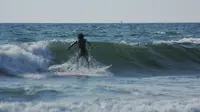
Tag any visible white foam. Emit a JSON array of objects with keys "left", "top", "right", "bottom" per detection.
[
  {"left": 156, "top": 31, "right": 166, "bottom": 35},
  {"left": 117, "top": 41, "right": 139, "bottom": 46},
  {"left": 49, "top": 38, "right": 77, "bottom": 43},
  {"left": 22, "top": 41, "right": 52, "bottom": 59},
  {"left": 22, "top": 73, "right": 47, "bottom": 79},
  {"left": 154, "top": 37, "right": 200, "bottom": 44},
  {"left": 0, "top": 41, "right": 52, "bottom": 75},
  {"left": 0, "top": 98, "right": 200, "bottom": 112}
]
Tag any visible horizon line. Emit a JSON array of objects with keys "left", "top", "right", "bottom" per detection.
[{"left": 0, "top": 22, "right": 200, "bottom": 24}]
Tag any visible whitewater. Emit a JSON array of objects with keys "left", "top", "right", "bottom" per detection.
[{"left": 0, "top": 23, "right": 200, "bottom": 112}]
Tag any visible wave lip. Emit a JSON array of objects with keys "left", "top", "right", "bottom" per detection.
[{"left": 154, "top": 37, "right": 200, "bottom": 44}]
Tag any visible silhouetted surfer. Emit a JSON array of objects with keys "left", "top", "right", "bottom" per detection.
[{"left": 68, "top": 33, "right": 91, "bottom": 68}]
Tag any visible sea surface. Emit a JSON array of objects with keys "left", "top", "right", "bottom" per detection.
[{"left": 0, "top": 23, "right": 200, "bottom": 112}]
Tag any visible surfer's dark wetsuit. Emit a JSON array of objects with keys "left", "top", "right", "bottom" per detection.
[{"left": 68, "top": 33, "right": 91, "bottom": 67}]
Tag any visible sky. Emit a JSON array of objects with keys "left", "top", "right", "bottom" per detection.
[{"left": 0, "top": 0, "right": 200, "bottom": 23}]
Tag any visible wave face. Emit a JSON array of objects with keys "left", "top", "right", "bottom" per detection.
[
  {"left": 50, "top": 40, "right": 200, "bottom": 73},
  {"left": 1, "top": 38, "right": 200, "bottom": 77}
]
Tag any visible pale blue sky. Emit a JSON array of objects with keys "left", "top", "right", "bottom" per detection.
[{"left": 0, "top": 0, "right": 200, "bottom": 23}]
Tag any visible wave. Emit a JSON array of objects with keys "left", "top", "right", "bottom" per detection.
[
  {"left": 1, "top": 38, "right": 200, "bottom": 77},
  {"left": 49, "top": 39, "right": 200, "bottom": 71}
]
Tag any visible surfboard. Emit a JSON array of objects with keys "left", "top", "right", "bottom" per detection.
[
  {"left": 95, "top": 65, "right": 112, "bottom": 71},
  {"left": 56, "top": 65, "right": 112, "bottom": 76}
]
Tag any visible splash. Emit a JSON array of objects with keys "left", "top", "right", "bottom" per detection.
[{"left": 49, "top": 54, "right": 112, "bottom": 76}]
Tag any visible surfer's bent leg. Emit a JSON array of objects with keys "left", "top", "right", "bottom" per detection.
[
  {"left": 84, "top": 55, "right": 89, "bottom": 68},
  {"left": 77, "top": 49, "right": 89, "bottom": 68},
  {"left": 76, "top": 53, "right": 81, "bottom": 62},
  {"left": 84, "top": 50, "right": 89, "bottom": 68},
  {"left": 76, "top": 51, "right": 82, "bottom": 69}
]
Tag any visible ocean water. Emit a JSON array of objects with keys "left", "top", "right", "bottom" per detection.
[{"left": 0, "top": 23, "right": 200, "bottom": 112}]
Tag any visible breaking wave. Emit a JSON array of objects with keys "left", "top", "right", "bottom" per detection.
[{"left": 1, "top": 38, "right": 200, "bottom": 77}]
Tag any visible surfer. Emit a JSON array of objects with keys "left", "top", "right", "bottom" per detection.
[{"left": 67, "top": 33, "right": 91, "bottom": 68}]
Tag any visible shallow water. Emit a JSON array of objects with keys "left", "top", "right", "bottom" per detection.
[{"left": 0, "top": 76, "right": 200, "bottom": 112}]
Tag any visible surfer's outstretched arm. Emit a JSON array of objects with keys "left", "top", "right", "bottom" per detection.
[
  {"left": 86, "top": 40, "right": 92, "bottom": 50},
  {"left": 67, "top": 41, "right": 77, "bottom": 50},
  {"left": 87, "top": 41, "right": 91, "bottom": 46}
]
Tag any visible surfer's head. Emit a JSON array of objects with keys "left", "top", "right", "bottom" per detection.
[{"left": 78, "top": 33, "right": 84, "bottom": 40}]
